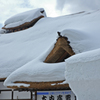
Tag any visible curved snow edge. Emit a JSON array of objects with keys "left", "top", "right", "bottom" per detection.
[
  {"left": 65, "top": 48, "right": 100, "bottom": 64},
  {"left": 60, "top": 29, "right": 89, "bottom": 54}
]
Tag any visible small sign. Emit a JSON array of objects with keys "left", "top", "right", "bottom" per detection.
[{"left": 37, "top": 90, "right": 76, "bottom": 100}]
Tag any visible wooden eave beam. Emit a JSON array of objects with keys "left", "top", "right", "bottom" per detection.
[{"left": 0, "top": 78, "right": 6, "bottom": 82}]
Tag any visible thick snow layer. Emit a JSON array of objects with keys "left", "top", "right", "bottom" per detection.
[
  {"left": 4, "top": 8, "right": 46, "bottom": 28},
  {"left": 1, "top": 9, "right": 100, "bottom": 87},
  {"left": 65, "top": 48, "right": 100, "bottom": 100},
  {"left": 4, "top": 61, "right": 65, "bottom": 87}
]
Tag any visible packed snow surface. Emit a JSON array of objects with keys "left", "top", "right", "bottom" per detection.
[
  {"left": 4, "top": 8, "right": 46, "bottom": 28},
  {"left": 0, "top": 9, "right": 100, "bottom": 90}
]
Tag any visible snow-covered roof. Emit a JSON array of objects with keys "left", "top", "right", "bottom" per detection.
[
  {"left": 3, "top": 8, "right": 46, "bottom": 29},
  {"left": 0, "top": 9, "right": 100, "bottom": 88}
]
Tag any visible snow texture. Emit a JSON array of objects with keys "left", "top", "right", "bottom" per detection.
[
  {"left": 0, "top": 9, "right": 100, "bottom": 100},
  {"left": 65, "top": 48, "right": 100, "bottom": 100},
  {"left": 4, "top": 8, "right": 46, "bottom": 28}
]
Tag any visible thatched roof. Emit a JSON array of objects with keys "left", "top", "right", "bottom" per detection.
[
  {"left": 6, "top": 33, "right": 75, "bottom": 90},
  {"left": 2, "top": 15, "right": 44, "bottom": 33},
  {"left": 2, "top": 8, "right": 46, "bottom": 33},
  {"left": 7, "top": 80, "right": 69, "bottom": 90}
]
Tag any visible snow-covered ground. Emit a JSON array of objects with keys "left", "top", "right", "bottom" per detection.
[{"left": 0, "top": 8, "right": 100, "bottom": 100}]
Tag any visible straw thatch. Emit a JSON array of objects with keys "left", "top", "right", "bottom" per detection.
[
  {"left": 44, "top": 33, "right": 75, "bottom": 63},
  {"left": 2, "top": 15, "right": 44, "bottom": 33},
  {"left": 7, "top": 80, "right": 69, "bottom": 90}
]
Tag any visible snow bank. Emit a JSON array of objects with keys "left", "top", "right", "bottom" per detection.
[
  {"left": 4, "top": 8, "right": 46, "bottom": 28},
  {"left": 65, "top": 48, "right": 100, "bottom": 100}
]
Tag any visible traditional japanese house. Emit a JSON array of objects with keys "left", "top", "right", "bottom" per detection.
[
  {"left": 2, "top": 32, "right": 75, "bottom": 100},
  {"left": 0, "top": 31, "right": 75, "bottom": 100},
  {"left": 1, "top": 7, "right": 99, "bottom": 100}
]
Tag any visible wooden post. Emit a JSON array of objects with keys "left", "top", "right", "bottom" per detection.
[
  {"left": 35, "top": 91, "right": 37, "bottom": 100},
  {"left": 31, "top": 91, "right": 33, "bottom": 100},
  {"left": 11, "top": 89, "right": 14, "bottom": 100},
  {"left": 31, "top": 91, "right": 37, "bottom": 100}
]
